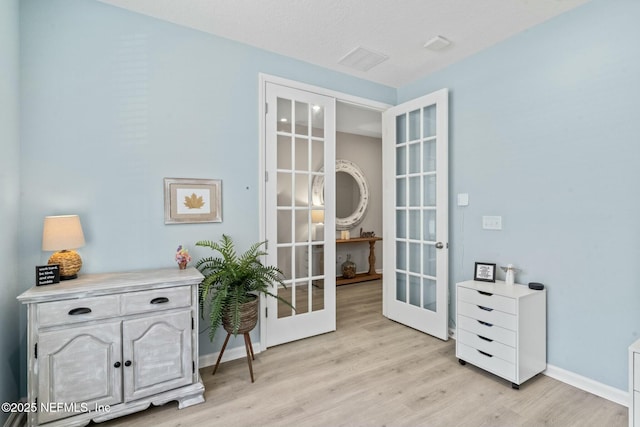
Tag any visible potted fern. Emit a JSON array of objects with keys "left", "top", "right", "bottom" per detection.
[{"left": 195, "top": 234, "right": 293, "bottom": 341}]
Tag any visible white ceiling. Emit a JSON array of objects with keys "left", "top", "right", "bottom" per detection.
[{"left": 97, "top": 0, "right": 590, "bottom": 88}]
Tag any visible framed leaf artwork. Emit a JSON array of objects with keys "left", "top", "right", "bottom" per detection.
[{"left": 164, "top": 178, "right": 222, "bottom": 224}]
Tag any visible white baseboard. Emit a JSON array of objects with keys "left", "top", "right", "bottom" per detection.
[
  {"left": 543, "top": 364, "right": 629, "bottom": 407},
  {"left": 199, "top": 340, "right": 263, "bottom": 369}
]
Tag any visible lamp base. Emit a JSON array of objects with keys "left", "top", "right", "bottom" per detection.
[{"left": 48, "top": 250, "right": 82, "bottom": 280}]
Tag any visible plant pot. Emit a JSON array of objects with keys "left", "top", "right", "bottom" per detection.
[{"left": 222, "top": 295, "right": 259, "bottom": 334}]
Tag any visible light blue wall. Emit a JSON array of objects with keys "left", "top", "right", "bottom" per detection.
[
  {"left": 18, "top": 0, "right": 394, "bottom": 394},
  {"left": 399, "top": 0, "right": 640, "bottom": 390},
  {"left": 0, "top": 0, "right": 21, "bottom": 421}
]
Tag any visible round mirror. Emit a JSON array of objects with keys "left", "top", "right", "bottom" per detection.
[{"left": 312, "top": 159, "right": 369, "bottom": 231}]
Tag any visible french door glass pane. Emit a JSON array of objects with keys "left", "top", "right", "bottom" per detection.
[
  {"left": 295, "top": 138, "right": 309, "bottom": 170},
  {"left": 277, "top": 173, "right": 292, "bottom": 206},
  {"left": 396, "top": 273, "right": 407, "bottom": 302},
  {"left": 423, "top": 140, "right": 436, "bottom": 172},
  {"left": 396, "top": 178, "right": 406, "bottom": 206},
  {"left": 396, "top": 210, "right": 406, "bottom": 239},
  {"left": 409, "top": 143, "right": 420, "bottom": 173},
  {"left": 277, "top": 135, "right": 292, "bottom": 169},
  {"left": 396, "top": 145, "right": 407, "bottom": 175},
  {"left": 423, "top": 175, "right": 436, "bottom": 207},
  {"left": 277, "top": 246, "right": 292, "bottom": 280},
  {"left": 277, "top": 98, "right": 292, "bottom": 133},
  {"left": 277, "top": 210, "right": 292, "bottom": 243},
  {"left": 423, "top": 210, "right": 436, "bottom": 241},
  {"left": 423, "top": 244, "right": 436, "bottom": 277},
  {"left": 396, "top": 114, "right": 407, "bottom": 144},
  {"left": 409, "top": 275, "right": 421, "bottom": 307},
  {"left": 295, "top": 101, "right": 309, "bottom": 135},
  {"left": 311, "top": 105, "right": 324, "bottom": 137},
  {"left": 409, "top": 210, "right": 420, "bottom": 240},
  {"left": 409, "top": 176, "right": 420, "bottom": 207},
  {"left": 422, "top": 278, "right": 437, "bottom": 312},
  {"left": 422, "top": 105, "right": 437, "bottom": 138},
  {"left": 409, "top": 109, "right": 420, "bottom": 141}
]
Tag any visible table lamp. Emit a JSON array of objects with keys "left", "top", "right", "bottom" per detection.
[{"left": 42, "top": 215, "right": 86, "bottom": 280}]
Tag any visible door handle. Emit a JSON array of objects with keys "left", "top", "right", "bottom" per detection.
[{"left": 435, "top": 242, "right": 444, "bottom": 249}]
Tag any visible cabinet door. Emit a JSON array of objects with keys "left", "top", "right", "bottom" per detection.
[
  {"left": 122, "top": 310, "right": 192, "bottom": 401},
  {"left": 38, "top": 321, "right": 122, "bottom": 424}
]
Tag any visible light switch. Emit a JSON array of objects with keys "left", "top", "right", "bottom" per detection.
[
  {"left": 457, "top": 193, "right": 469, "bottom": 206},
  {"left": 482, "top": 216, "right": 502, "bottom": 230}
]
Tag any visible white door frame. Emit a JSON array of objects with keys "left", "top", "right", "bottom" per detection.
[{"left": 258, "top": 73, "right": 391, "bottom": 348}]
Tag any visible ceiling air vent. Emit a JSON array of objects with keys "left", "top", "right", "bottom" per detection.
[
  {"left": 338, "top": 46, "right": 389, "bottom": 72},
  {"left": 424, "top": 36, "right": 451, "bottom": 51}
]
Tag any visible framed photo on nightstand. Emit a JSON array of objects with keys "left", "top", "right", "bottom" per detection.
[{"left": 474, "top": 262, "right": 496, "bottom": 282}]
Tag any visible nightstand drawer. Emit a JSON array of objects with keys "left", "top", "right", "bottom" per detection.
[
  {"left": 457, "top": 287, "right": 516, "bottom": 314},
  {"left": 38, "top": 295, "right": 121, "bottom": 327},
  {"left": 457, "top": 314, "right": 516, "bottom": 347},
  {"left": 457, "top": 301, "right": 517, "bottom": 331},
  {"left": 457, "top": 329, "right": 515, "bottom": 364},
  {"left": 457, "top": 342, "right": 515, "bottom": 382},
  {"left": 122, "top": 286, "right": 191, "bottom": 315}
]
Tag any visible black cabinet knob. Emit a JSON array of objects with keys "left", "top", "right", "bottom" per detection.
[
  {"left": 124, "top": 360, "right": 132, "bottom": 367},
  {"left": 114, "top": 362, "right": 121, "bottom": 368}
]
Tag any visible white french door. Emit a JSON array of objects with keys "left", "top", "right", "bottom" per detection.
[
  {"left": 382, "top": 89, "right": 449, "bottom": 340},
  {"left": 264, "top": 82, "right": 336, "bottom": 347}
]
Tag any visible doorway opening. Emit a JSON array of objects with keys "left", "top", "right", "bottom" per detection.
[{"left": 335, "top": 101, "right": 383, "bottom": 323}]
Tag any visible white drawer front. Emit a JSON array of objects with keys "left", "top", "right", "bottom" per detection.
[
  {"left": 457, "top": 301, "right": 517, "bottom": 331},
  {"left": 635, "top": 354, "right": 640, "bottom": 391},
  {"left": 122, "top": 286, "right": 191, "bottom": 315},
  {"left": 38, "top": 295, "right": 120, "bottom": 327},
  {"left": 457, "top": 314, "right": 516, "bottom": 347},
  {"left": 457, "top": 342, "right": 516, "bottom": 382},
  {"left": 457, "top": 287, "right": 516, "bottom": 314},
  {"left": 457, "top": 329, "right": 516, "bottom": 364}
]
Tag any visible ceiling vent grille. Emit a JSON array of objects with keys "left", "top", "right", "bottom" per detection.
[
  {"left": 424, "top": 36, "right": 451, "bottom": 51},
  {"left": 338, "top": 46, "right": 389, "bottom": 72}
]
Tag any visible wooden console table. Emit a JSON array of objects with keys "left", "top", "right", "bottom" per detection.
[{"left": 336, "top": 236, "right": 382, "bottom": 285}]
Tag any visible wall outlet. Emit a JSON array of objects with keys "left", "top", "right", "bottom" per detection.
[{"left": 482, "top": 215, "right": 502, "bottom": 230}]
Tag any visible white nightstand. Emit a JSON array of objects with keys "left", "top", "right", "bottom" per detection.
[{"left": 456, "top": 280, "right": 547, "bottom": 389}]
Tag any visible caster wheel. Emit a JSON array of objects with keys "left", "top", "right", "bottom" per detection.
[
  {"left": 511, "top": 383, "right": 520, "bottom": 390},
  {"left": 458, "top": 359, "right": 466, "bottom": 365}
]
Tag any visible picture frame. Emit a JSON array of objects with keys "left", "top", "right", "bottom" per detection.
[
  {"left": 164, "top": 178, "right": 222, "bottom": 224},
  {"left": 474, "top": 262, "right": 496, "bottom": 282}
]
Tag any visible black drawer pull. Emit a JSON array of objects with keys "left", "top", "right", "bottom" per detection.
[
  {"left": 477, "top": 350, "right": 493, "bottom": 358},
  {"left": 477, "top": 305, "right": 493, "bottom": 312},
  {"left": 478, "top": 291, "right": 493, "bottom": 296},
  {"left": 124, "top": 360, "right": 132, "bottom": 367},
  {"left": 114, "top": 362, "right": 121, "bottom": 368},
  {"left": 477, "top": 320, "right": 493, "bottom": 327},
  {"left": 478, "top": 335, "right": 493, "bottom": 342},
  {"left": 150, "top": 297, "right": 169, "bottom": 304},
  {"left": 68, "top": 307, "right": 92, "bottom": 315}
]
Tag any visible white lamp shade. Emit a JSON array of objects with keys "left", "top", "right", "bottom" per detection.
[
  {"left": 311, "top": 210, "right": 325, "bottom": 224},
  {"left": 42, "top": 215, "right": 86, "bottom": 251}
]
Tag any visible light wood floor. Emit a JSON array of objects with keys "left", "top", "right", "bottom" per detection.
[{"left": 98, "top": 280, "right": 628, "bottom": 427}]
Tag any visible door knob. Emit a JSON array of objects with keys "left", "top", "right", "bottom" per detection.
[
  {"left": 435, "top": 242, "right": 444, "bottom": 249},
  {"left": 124, "top": 360, "right": 132, "bottom": 367},
  {"left": 114, "top": 362, "right": 121, "bottom": 368}
]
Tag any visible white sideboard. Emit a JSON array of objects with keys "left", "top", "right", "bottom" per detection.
[
  {"left": 630, "top": 338, "right": 640, "bottom": 427},
  {"left": 17, "top": 267, "right": 206, "bottom": 427},
  {"left": 455, "top": 280, "right": 546, "bottom": 389}
]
